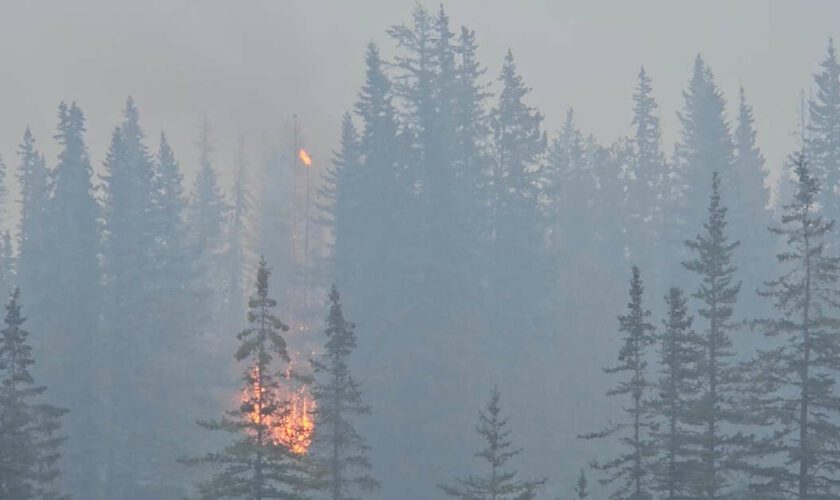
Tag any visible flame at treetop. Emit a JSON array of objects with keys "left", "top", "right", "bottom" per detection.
[
  {"left": 242, "top": 367, "right": 315, "bottom": 455},
  {"left": 298, "top": 148, "right": 313, "bottom": 167}
]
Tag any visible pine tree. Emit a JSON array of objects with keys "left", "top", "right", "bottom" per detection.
[
  {"left": 744, "top": 154, "right": 840, "bottom": 498},
  {"left": 310, "top": 286, "right": 378, "bottom": 500},
  {"left": 40, "top": 101, "right": 102, "bottom": 499},
  {"left": 185, "top": 258, "right": 319, "bottom": 498},
  {"left": 808, "top": 38, "right": 840, "bottom": 223},
  {"left": 439, "top": 386, "right": 545, "bottom": 500},
  {"left": 650, "top": 287, "right": 701, "bottom": 500},
  {"left": 582, "top": 266, "right": 656, "bottom": 500},
  {"left": 0, "top": 289, "right": 68, "bottom": 499}
]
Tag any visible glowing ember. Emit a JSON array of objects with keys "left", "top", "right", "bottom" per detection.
[
  {"left": 242, "top": 367, "right": 315, "bottom": 455},
  {"left": 298, "top": 148, "right": 313, "bottom": 167}
]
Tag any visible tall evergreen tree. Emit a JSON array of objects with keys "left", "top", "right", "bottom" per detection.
[
  {"left": 0, "top": 289, "right": 68, "bottom": 500},
  {"left": 489, "top": 49, "right": 547, "bottom": 332},
  {"left": 744, "top": 155, "right": 840, "bottom": 498},
  {"left": 185, "top": 258, "right": 318, "bottom": 498},
  {"left": 0, "top": 231, "right": 15, "bottom": 296},
  {"left": 672, "top": 56, "right": 734, "bottom": 255},
  {"left": 189, "top": 122, "right": 230, "bottom": 330},
  {"left": 224, "top": 137, "right": 254, "bottom": 326},
  {"left": 16, "top": 128, "right": 50, "bottom": 312},
  {"left": 573, "top": 469, "right": 589, "bottom": 500},
  {"left": 808, "top": 38, "right": 840, "bottom": 223},
  {"left": 40, "top": 101, "right": 102, "bottom": 499},
  {"left": 439, "top": 386, "right": 545, "bottom": 500},
  {"left": 626, "top": 67, "right": 666, "bottom": 239},
  {"left": 650, "top": 287, "right": 701, "bottom": 500},
  {"left": 731, "top": 87, "right": 774, "bottom": 305},
  {"left": 310, "top": 286, "right": 378, "bottom": 500},
  {"left": 682, "top": 172, "right": 746, "bottom": 498},
  {"left": 582, "top": 266, "right": 656, "bottom": 500}
]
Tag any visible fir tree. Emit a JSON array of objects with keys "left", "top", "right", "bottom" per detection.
[
  {"left": 744, "top": 154, "right": 840, "bottom": 498},
  {"left": 0, "top": 289, "right": 68, "bottom": 500},
  {"left": 310, "top": 286, "right": 378, "bottom": 500},
  {"left": 650, "top": 287, "right": 701, "bottom": 500},
  {"left": 185, "top": 258, "right": 319, "bottom": 499},
  {"left": 439, "top": 386, "right": 545, "bottom": 500},
  {"left": 582, "top": 266, "right": 656, "bottom": 500}
]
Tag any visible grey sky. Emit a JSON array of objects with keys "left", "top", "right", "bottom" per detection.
[{"left": 0, "top": 0, "right": 836, "bottom": 201}]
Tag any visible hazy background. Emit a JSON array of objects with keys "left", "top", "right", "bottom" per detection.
[{"left": 1, "top": 0, "right": 836, "bottom": 198}]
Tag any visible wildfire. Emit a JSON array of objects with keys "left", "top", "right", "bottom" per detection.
[
  {"left": 243, "top": 367, "right": 315, "bottom": 455},
  {"left": 298, "top": 148, "right": 313, "bottom": 167}
]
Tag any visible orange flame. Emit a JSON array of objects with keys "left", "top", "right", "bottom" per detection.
[
  {"left": 298, "top": 148, "right": 313, "bottom": 167},
  {"left": 242, "top": 367, "right": 315, "bottom": 455}
]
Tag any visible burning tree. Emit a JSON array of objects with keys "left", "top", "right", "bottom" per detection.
[{"left": 184, "top": 257, "right": 321, "bottom": 499}]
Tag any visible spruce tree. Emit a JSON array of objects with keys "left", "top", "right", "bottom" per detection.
[
  {"left": 189, "top": 121, "right": 230, "bottom": 311},
  {"left": 732, "top": 87, "right": 774, "bottom": 305},
  {"left": 489, "top": 49, "right": 547, "bottom": 333},
  {"left": 626, "top": 67, "right": 667, "bottom": 239},
  {"left": 186, "top": 258, "right": 319, "bottom": 499},
  {"left": 650, "top": 287, "right": 701, "bottom": 500},
  {"left": 16, "top": 128, "right": 50, "bottom": 312},
  {"left": 581, "top": 266, "right": 656, "bottom": 500},
  {"left": 310, "top": 286, "right": 378, "bottom": 500},
  {"left": 325, "top": 113, "right": 360, "bottom": 292},
  {"left": 744, "top": 154, "right": 840, "bottom": 498},
  {"left": 40, "top": 101, "right": 102, "bottom": 499},
  {"left": 574, "top": 469, "right": 589, "bottom": 500},
  {"left": 808, "top": 38, "right": 840, "bottom": 222},
  {"left": 672, "top": 56, "right": 734, "bottom": 258},
  {"left": 224, "top": 137, "right": 254, "bottom": 326},
  {"left": 439, "top": 386, "right": 545, "bottom": 500},
  {"left": 682, "top": 172, "right": 746, "bottom": 498},
  {"left": 0, "top": 231, "right": 15, "bottom": 296},
  {"left": 0, "top": 289, "right": 68, "bottom": 500}
]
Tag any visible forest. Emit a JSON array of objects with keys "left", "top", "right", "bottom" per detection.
[{"left": 2, "top": 2, "right": 840, "bottom": 499}]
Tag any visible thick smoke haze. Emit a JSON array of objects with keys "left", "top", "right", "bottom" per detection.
[
  {"left": 1, "top": 0, "right": 836, "bottom": 191},
  {"left": 3, "top": 1, "right": 840, "bottom": 499}
]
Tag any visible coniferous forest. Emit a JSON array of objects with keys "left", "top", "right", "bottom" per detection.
[{"left": 6, "top": 2, "right": 840, "bottom": 499}]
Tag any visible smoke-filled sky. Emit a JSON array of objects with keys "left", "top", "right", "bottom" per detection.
[{"left": 0, "top": 0, "right": 836, "bottom": 198}]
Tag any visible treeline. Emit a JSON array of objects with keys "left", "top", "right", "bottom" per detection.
[{"left": 4, "top": 2, "right": 840, "bottom": 499}]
